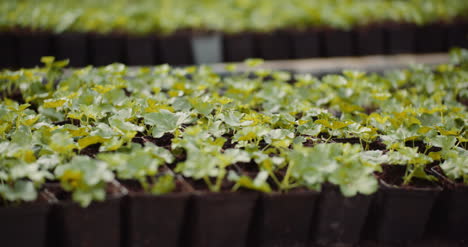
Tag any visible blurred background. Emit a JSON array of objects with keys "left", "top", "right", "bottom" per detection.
[{"left": 0, "top": 0, "right": 467, "bottom": 68}]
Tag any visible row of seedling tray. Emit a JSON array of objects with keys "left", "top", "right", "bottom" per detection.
[
  {"left": 3, "top": 165, "right": 467, "bottom": 247},
  {"left": 1, "top": 22, "right": 467, "bottom": 69}
]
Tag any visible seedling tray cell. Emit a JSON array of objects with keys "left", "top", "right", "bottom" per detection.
[
  {"left": 427, "top": 167, "right": 468, "bottom": 240},
  {"left": 323, "top": 30, "right": 354, "bottom": 57},
  {"left": 355, "top": 27, "right": 385, "bottom": 56},
  {"left": 415, "top": 24, "right": 447, "bottom": 53},
  {"left": 256, "top": 32, "right": 292, "bottom": 60},
  {"left": 126, "top": 36, "right": 156, "bottom": 66},
  {"left": 250, "top": 191, "right": 319, "bottom": 247},
  {"left": 223, "top": 33, "right": 256, "bottom": 62},
  {"left": 184, "top": 192, "right": 257, "bottom": 247},
  {"left": 447, "top": 22, "right": 468, "bottom": 49},
  {"left": 0, "top": 203, "right": 50, "bottom": 247},
  {"left": 291, "top": 30, "right": 321, "bottom": 59},
  {"left": 54, "top": 32, "right": 89, "bottom": 67},
  {"left": 48, "top": 198, "right": 122, "bottom": 247},
  {"left": 91, "top": 34, "right": 125, "bottom": 66},
  {"left": 0, "top": 32, "right": 17, "bottom": 68},
  {"left": 313, "top": 184, "right": 373, "bottom": 245},
  {"left": 124, "top": 193, "right": 190, "bottom": 247},
  {"left": 386, "top": 24, "right": 416, "bottom": 54},
  {"left": 158, "top": 34, "right": 193, "bottom": 66},
  {"left": 18, "top": 32, "right": 52, "bottom": 68},
  {"left": 364, "top": 180, "right": 441, "bottom": 242}
]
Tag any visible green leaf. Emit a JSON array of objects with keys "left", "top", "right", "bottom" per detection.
[
  {"left": 144, "top": 110, "right": 189, "bottom": 138},
  {"left": 150, "top": 174, "right": 176, "bottom": 195},
  {"left": 0, "top": 180, "right": 37, "bottom": 202},
  {"left": 228, "top": 170, "right": 272, "bottom": 193},
  {"left": 441, "top": 157, "right": 468, "bottom": 182},
  {"left": 221, "top": 111, "right": 253, "bottom": 127},
  {"left": 55, "top": 156, "right": 114, "bottom": 207},
  {"left": 429, "top": 136, "right": 457, "bottom": 151}
]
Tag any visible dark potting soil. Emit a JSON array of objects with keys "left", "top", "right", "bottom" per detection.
[
  {"left": 457, "top": 93, "right": 468, "bottom": 107},
  {"left": 0, "top": 89, "right": 24, "bottom": 104},
  {"left": 52, "top": 119, "right": 81, "bottom": 126},
  {"left": 79, "top": 143, "right": 101, "bottom": 158},
  {"left": 404, "top": 140, "right": 442, "bottom": 154},
  {"left": 377, "top": 164, "right": 439, "bottom": 189},
  {"left": 302, "top": 136, "right": 387, "bottom": 151},
  {"left": 221, "top": 133, "right": 237, "bottom": 149},
  {"left": 132, "top": 133, "right": 174, "bottom": 149},
  {"left": 233, "top": 161, "right": 261, "bottom": 174}
]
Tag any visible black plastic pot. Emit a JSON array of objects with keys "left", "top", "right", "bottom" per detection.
[
  {"left": 312, "top": 184, "right": 373, "bottom": 245},
  {"left": 386, "top": 24, "right": 416, "bottom": 54},
  {"left": 91, "top": 34, "right": 125, "bottom": 66},
  {"left": 124, "top": 193, "right": 190, "bottom": 247},
  {"left": 53, "top": 32, "right": 88, "bottom": 67},
  {"left": 0, "top": 203, "right": 50, "bottom": 247},
  {"left": 18, "top": 31, "right": 53, "bottom": 68},
  {"left": 447, "top": 22, "right": 468, "bottom": 49},
  {"left": 323, "top": 30, "right": 354, "bottom": 57},
  {"left": 0, "top": 32, "right": 17, "bottom": 68},
  {"left": 158, "top": 33, "right": 193, "bottom": 66},
  {"left": 355, "top": 26, "right": 385, "bottom": 56},
  {"left": 426, "top": 166, "right": 468, "bottom": 240},
  {"left": 249, "top": 190, "right": 319, "bottom": 247},
  {"left": 184, "top": 192, "right": 257, "bottom": 247},
  {"left": 46, "top": 182, "right": 126, "bottom": 247},
  {"left": 256, "top": 31, "right": 292, "bottom": 60},
  {"left": 48, "top": 197, "right": 122, "bottom": 247},
  {"left": 126, "top": 36, "right": 156, "bottom": 66},
  {"left": 223, "top": 33, "right": 256, "bottom": 62},
  {"left": 364, "top": 179, "right": 441, "bottom": 242},
  {"left": 415, "top": 24, "right": 447, "bottom": 53},
  {"left": 290, "top": 30, "right": 321, "bottom": 59}
]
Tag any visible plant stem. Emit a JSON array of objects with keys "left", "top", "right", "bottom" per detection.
[
  {"left": 213, "top": 169, "right": 226, "bottom": 192},
  {"left": 203, "top": 176, "right": 215, "bottom": 192},
  {"left": 280, "top": 162, "right": 294, "bottom": 192}
]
